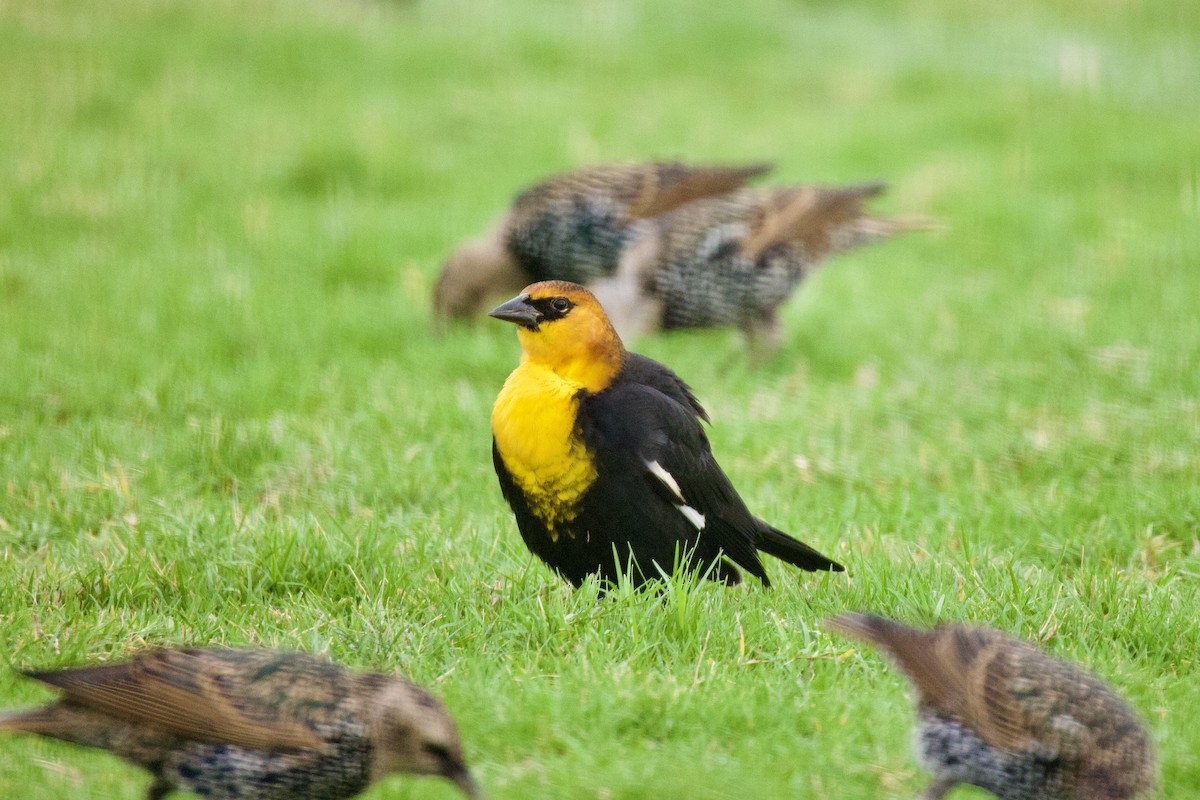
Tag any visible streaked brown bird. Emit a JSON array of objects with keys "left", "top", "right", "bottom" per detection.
[
  {"left": 434, "top": 160, "right": 772, "bottom": 321},
  {"left": 605, "top": 183, "right": 930, "bottom": 355},
  {"left": 825, "top": 613, "right": 1155, "bottom": 800},
  {"left": 0, "top": 647, "right": 481, "bottom": 800}
]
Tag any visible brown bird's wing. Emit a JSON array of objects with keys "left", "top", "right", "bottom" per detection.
[
  {"left": 826, "top": 614, "right": 1035, "bottom": 752},
  {"left": 956, "top": 634, "right": 1040, "bottom": 753},
  {"left": 740, "top": 183, "right": 888, "bottom": 261},
  {"left": 998, "top": 644, "right": 1127, "bottom": 764},
  {"left": 24, "top": 648, "right": 324, "bottom": 751},
  {"left": 625, "top": 162, "right": 774, "bottom": 219}
]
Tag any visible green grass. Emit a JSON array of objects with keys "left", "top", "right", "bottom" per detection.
[{"left": 2, "top": 0, "right": 1199, "bottom": 797}]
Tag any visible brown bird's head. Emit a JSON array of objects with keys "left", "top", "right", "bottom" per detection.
[
  {"left": 488, "top": 280, "right": 626, "bottom": 392},
  {"left": 434, "top": 232, "right": 527, "bottom": 321},
  {"left": 368, "top": 680, "right": 482, "bottom": 799}
]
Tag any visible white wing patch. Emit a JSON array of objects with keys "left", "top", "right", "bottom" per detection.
[
  {"left": 645, "top": 460, "right": 684, "bottom": 502},
  {"left": 677, "top": 504, "right": 707, "bottom": 531},
  {"left": 645, "top": 459, "right": 706, "bottom": 531}
]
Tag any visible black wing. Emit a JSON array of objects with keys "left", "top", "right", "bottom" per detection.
[
  {"left": 620, "top": 353, "right": 709, "bottom": 423},
  {"left": 580, "top": 364, "right": 768, "bottom": 584},
  {"left": 584, "top": 355, "right": 841, "bottom": 580}
]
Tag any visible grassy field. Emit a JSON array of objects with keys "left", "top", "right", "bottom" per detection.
[{"left": 2, "top": 0, "right": 1199, "bottom": 797}]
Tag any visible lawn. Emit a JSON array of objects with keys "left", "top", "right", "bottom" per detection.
[{"left": 1, "top": 0, "right": 1198, "bottom": 797}]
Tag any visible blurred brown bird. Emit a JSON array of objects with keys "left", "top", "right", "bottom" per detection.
[
  {"left": 434, "top": 160, "right": 772, "bottom": 321},
  {"left": 601, "top": 183, "right": 930, "bottom": 356},
  {"left": 0, "top": 647, "right": 481, "bottom": 800},
  {"left": 825, "top": 613, "right": 1155, "bottom": 800}
]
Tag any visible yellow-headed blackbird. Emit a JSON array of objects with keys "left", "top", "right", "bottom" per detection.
[
  {"left": 434, "top": 161, "right": 772, "bottom": 320},
  {"left": 826, "top": 614, "right": 1155, "bottom": 800},
  {"left": 489, "top": 279, "right": 843, "bottom": 588},
  {"left": 0, "top": 647, "right": 481, "bottom": 800}
]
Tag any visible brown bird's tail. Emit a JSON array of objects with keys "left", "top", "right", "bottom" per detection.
[
  {"left": 0, "top": 705, "right": 73, "bottom": 738},
  {"left": 853, "top": 212, "right": 944, "bottom": 238},
  {"left": 824, "top": 613, "right": 970, "bottom": 713},
  {"left": 825, "top": 612, "right": 921, "bottom": 651},
  {"left": 823, "top": 182, "right": 943, "bottom": 253},
  {"left": 756, "top": 524, "right": 844, "bottom": 572},
  {"left": 741, "top": 181, "right": 938, "bottom": 261}
]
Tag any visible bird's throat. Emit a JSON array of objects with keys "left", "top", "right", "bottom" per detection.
[{"left": 492, "top": 362, "right": 599, "bottom": 539}]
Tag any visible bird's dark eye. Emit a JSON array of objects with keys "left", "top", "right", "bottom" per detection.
[{"left": 551, "top": 297, "right": 571, "bottom": 313}]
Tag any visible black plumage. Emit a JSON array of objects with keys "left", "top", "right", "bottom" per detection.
[{"left": 489, "top": 281, "right": 844, "bottom": 588}]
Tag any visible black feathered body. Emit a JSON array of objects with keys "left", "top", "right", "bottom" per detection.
[{"left": 492, "top": 351, "right": 839, "bottom": 587}]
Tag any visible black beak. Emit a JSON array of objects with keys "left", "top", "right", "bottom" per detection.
[
  {"left": 445, "top": 764, "right": 484, "bottom": 799},
  {"left": 487, "top": 294, "right": 542, "bottom": 330}
]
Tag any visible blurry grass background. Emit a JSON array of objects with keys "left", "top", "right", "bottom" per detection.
[{"left": 2, "top": 0, "right": 1199, "bottom": 797}]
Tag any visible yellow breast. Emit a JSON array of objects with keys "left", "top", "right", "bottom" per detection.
[{"left": 492, "top": 360, "right": 598, "bottom": 539}]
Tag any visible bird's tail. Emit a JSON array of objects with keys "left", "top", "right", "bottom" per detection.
[
  {"left": 756, "top": 525, "right": 844, "bottom": 572},
  {"left": 742, "top": 181, "right": 940, "bottom": 261},
  {"left": 824, "top": 613, "right": 943, "bottom": 684},
  {"left": 0, "top": 705, "right": 68, "bottom": 737},
  {"left": 854, "top": 213, "right": 944, "bottom": 238},
  {"left": 824, "top": 612, "right": 917, "bottom": 650},
  {"left": 825, "top": 613, "right": 976, "bottom": 713},
  {"left": 834, "top": 181, "right": 943, "bottom": 249}
]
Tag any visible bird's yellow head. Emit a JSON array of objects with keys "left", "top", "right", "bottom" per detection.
[{"left": 488, "top": 280, "right": 626, "bottom": 392}]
